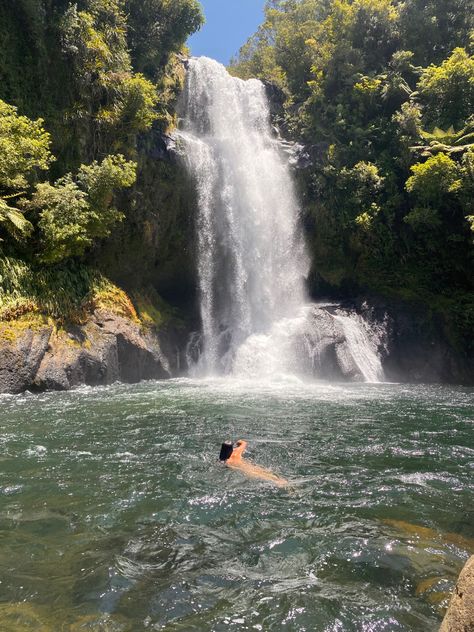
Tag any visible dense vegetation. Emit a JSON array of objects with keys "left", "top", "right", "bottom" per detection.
[
  {"left": 231, "top": 0, "right": 474, "bottom": 351},
  {"left": 0, "top": 0, "right": 202, "bottom": 321}
]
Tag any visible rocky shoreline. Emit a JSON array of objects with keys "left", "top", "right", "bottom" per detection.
[
  {"left": 0, "top": 298, "right": 472, "bottom": 394},
  {"left": 0, "top": 309, "right": 188, "bottom": 394}
]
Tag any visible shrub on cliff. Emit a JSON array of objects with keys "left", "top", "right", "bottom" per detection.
[
  {"left": 30, "top": 155, "right": 136, "bottom": 263},
  {"left": 0, "top": 99, "right": 136, "bottom": 262},
  {"left": 0, "top": 101, "right": 51, "bottom": 244}
]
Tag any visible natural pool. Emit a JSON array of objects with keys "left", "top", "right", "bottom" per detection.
[{"left": 0, "top": 379, "right": 473, "bottom": 631}]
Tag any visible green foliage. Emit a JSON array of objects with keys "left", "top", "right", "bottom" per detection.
[
  {"left": 27, "top": 155, "right": 136, "bottom": 263},
  {"left": 0, "top": 99, "right": 52, "bottom": 244},
  {"left": 392, "top": 101, "right": 423, "bottom": 159},
  {"left": 418, "top": 48, "right": 474, "bottom": 129},
  {"left": 60, "top": 0, "right": 130, "bottom": 78},
  {"left": 125, "top": 0, "right": 204, "bottom": 78},
  {"left": 0, "top": 255, "right": 128, "bottom": 321},
  {"left": 97, "top": 72, "right": 158, "bottom": 132},
  {"left": 460, "top": 149, "right": 474, "bottom": 234},
  {"left": 406, "top": 153, "right": 462, "bottom": 204},
  {"left": 399, "top": 0, "right": 473, "bottom": 65},
  {"left": 32, "top": 178, "right": 90, "bottom": 262},
  {"left": 0, "top": 199, "right": 34, "bottom": 242},
  {"left": 77, "top": 154, "right": 136, "bottom": 214},
  {"left": 340, "top": 161, "right": 384, "bottom": 209},
  {"left": 0, "top": 94, "right": 136, "bottom": 260},
  {"left": 60, "top": 0, "right": 159, "bottom": 155},
  {"left": 0, "top": 100, "right": 52, "bottom": 193},
  {"left": 0, "top": 0, "right": 203, "bottom": 333},
  {"left": 403, "top": 206, "right": 442, "bottom": 230},
  {"left": 0, "top": 0, "right": 202, "bottom": 325}
]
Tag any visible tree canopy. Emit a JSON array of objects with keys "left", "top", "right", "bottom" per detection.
[{"left": 0, "top": 0, "right": 202, "bottom": 262}]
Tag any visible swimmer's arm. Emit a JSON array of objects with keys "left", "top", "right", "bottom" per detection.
[{"left": 227, "top": 460, "right": 288, "bottom": 487}]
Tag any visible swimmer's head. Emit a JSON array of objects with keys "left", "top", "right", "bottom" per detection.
[{"left": 219, "top": 441, "right": 233, "bottom": 461}]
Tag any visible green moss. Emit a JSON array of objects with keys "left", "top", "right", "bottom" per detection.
[
  {"left": 131, "top": 286, "right": 182, "bottom": 330},
  {"left": 0, "top": 256, "right": 138, "bottom": 324},
  {"left": 0, "top": 313, "right": 50, "bottom": 343},
  {"left": 87, "top": 282, "right": 139, "bottom": 322}
]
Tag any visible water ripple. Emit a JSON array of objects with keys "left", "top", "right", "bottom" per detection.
[{"left": 0, "top": 379, "right": 472, "bottom": 630}]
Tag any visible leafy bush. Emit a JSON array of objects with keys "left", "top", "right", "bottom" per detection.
[
  {"left": 26, "top": 155, "right": 137, "bottom": 262},
  {"left": 406, "top": 153, "right": 462, "bottom": 203},
  {"left": 97, "top": 72, "right": 158, "bottom": 132},
  {"left": 0, "top": 199, "right": 33, "bottom": 242},
  {"left": 418, "top": 48, "right": 474, "bottom": 129},
  {"left": 125, "top": 0, "right": 204, "bottom": 77},
  {"left": 0, "top": 100, "right": 52, "bottom": 193}
]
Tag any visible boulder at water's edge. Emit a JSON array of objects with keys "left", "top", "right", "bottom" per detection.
[
  {"left": 0, "top": 309, "right": 187, "bottom": 393},
  {"left": 440, "top": 556, "right": 474, "bottom": 632}
]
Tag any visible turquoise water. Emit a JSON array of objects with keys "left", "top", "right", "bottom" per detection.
[{"left": 0, "top": 379, "right": 472, "bottom": 631}]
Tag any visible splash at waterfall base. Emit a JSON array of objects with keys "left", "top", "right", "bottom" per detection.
[
  {"left": 186, "top": 302, "right": 386, "bottom": 382},
  {"left": 184, "top": 298, "right": 474, "bottom": 385}
]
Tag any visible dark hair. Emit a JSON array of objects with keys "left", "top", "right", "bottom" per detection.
[{"left": 219, "top": 441, "right": 233, "bottom": 461}]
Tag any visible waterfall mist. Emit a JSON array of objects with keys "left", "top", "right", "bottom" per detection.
[{"left": 178, "top": 57, "right": 385, "bottom": 382}]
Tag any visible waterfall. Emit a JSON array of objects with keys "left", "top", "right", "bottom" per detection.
[
  {"left": 332, "top": 312, "right": 385, "bottom": 383},
  {"left": 177, "top": 57, "right": 385, "bottom": 383}
]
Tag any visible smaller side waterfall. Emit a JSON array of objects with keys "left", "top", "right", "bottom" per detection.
[
  {"left": 229, "top": 304, "right": 385, "bottom": 383},
  {"left": 332, "top": 312, "right": 385, "bottom": 382}
]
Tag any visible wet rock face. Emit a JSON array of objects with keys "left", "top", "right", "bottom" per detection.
[
  {"left": 0, "top": 310, "right": 187, "bottom": 394},
  {"left": 440, "top": 556, "right": 474, "bottom": 632},
  {"left": 0, "top": 327, "right": 52, "bottom": 394},
  {"left": 355, "top": 300, "right": 474, "bottom": 385}
]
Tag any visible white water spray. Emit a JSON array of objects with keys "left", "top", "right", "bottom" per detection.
[{"left": 178, "top": 57, "right": 385, "bottom": 382}]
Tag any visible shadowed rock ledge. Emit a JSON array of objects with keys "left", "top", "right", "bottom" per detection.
[
  {"left": 1, "top": 297, "right": 473, "bottom": 393},
  {"left": 440, "top": 556, "right": 474, "bottom": 632},
  {"left": 0, "top": 309, "right": 188, "bottom": 394}
]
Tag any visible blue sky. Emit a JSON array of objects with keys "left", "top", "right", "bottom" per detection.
[{"left": 187, "top": 0, "right": 266, "bottom": 65}]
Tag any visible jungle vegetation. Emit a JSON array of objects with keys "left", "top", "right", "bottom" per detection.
[
  {"left": 0, "top": 0, "right": 203, "bottom": 321},
  {"left": 231, "top": 0, "right": 474, "bottom": 350}
]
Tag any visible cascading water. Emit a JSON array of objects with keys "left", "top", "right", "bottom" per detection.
[{"left": 178, "top": 57, "right": 385, "bottom": 382}]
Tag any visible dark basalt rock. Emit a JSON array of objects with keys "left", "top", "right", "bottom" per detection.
[
  {"left": 0, "top": 326, "right": 53, "bottom": 394},
  {"left": 0, "top": 309, "right": 188, "bottom": 394},
  {"left": 138, "top": 127, "right": 179, "bottom": 162},
  {"left": 354, "top": 298, "right": 474, "bottom": 385},
  {"left": 1, "top": 297, "right": 472, "bottom": 392}
]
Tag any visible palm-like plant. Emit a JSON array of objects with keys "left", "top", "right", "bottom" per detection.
[
  {"left": 0, "top": 198, "right": 33, "bottom": 242},
  {"left": 411, "top": 119, "right": 474, "bottom": 157}
]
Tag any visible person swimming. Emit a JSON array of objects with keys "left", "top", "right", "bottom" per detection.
[{"left": 219, "top": 439, "right": 288, "bottom": 487}]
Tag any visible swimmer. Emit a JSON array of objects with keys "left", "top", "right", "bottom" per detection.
[{"left": 219, "top": 440, "right": 288, "bottom": 487}]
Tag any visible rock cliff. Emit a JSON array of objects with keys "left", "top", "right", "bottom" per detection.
[{"left": 0, "top": 309, "right": 188, "bottom": 394}]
